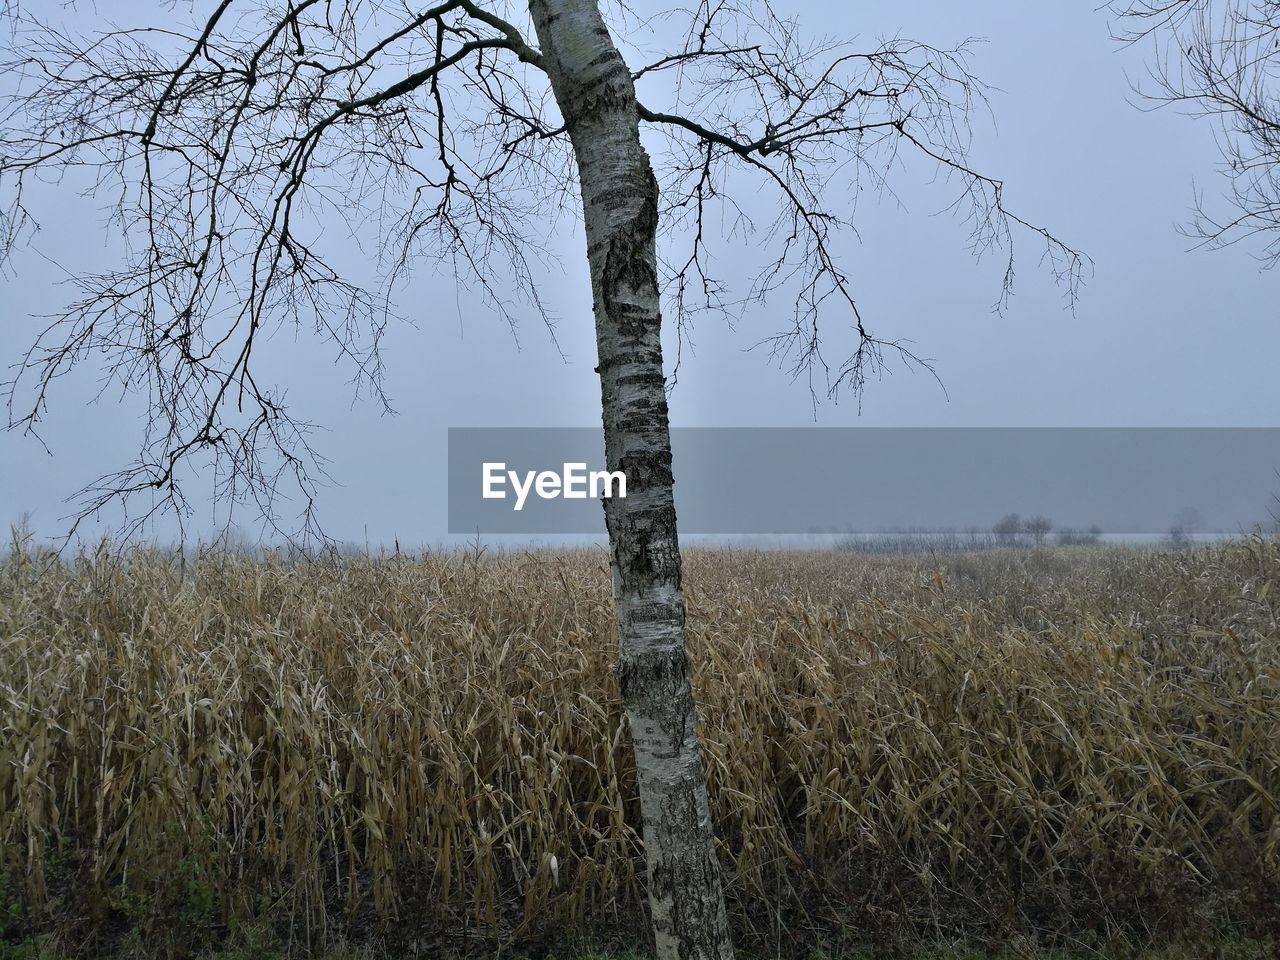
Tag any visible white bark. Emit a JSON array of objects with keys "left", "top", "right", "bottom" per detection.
[{"left": 526, "top": 3, "right": 734, "bottom": 959}]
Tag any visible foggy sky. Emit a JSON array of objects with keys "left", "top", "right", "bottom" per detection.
[{"left": 1, "top": 2, "right": 1276, "bottom": 547}]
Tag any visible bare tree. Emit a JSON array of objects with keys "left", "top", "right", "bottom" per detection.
[
  {"left": 1174, "top": 506, "right": 1205, "bottom": 536},
  {"left": 1056, "top": 524, "right": 1103, "bottom": 546},
  {"left": 993, "top": 512, "right": 1023, "bottom": 545},
  {"left": 1023, "top": 513, "right": 1053, "bottom": 546},
  {"left": 1114, "top": 1, "right": 1280, "bottom": 263},
  {"left": 0, "top": 3, "right": 1084, "bottom": 957}
]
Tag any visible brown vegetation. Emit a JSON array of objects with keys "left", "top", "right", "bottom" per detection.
[{"left": 1, "top": 539, "right": 1277, "bottom": 956}]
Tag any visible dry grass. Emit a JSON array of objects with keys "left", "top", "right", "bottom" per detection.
[{"left": 1, "top": 537, "right": 1277, "bottom": 956}]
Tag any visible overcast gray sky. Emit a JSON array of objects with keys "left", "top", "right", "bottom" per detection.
[{"left": 1, "top": 2, "right": 1276, "bottom": 546}]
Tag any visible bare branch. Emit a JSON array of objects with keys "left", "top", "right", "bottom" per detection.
[
  {"left": 1, "top": 0, "right": 564, "bottom": 542},
  {"left": 630, "top": 1, "right": 1087, "bottom": 399},
  {"left": 1113, "top": 0, "right": 1280, "bottom": 266}
]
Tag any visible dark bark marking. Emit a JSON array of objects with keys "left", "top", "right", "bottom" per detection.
[{"left": 600, "top": 165, "right": 660, "bottom": 338}]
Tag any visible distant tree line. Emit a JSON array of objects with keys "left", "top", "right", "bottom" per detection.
[
  {"left": 837, "top": 516, "right": 1107, "bottom": 554},
  {"left": 992, "top": 513, "right": 1104, "bottom": 547}
]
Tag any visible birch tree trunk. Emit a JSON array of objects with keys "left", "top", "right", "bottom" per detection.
[{"left": 527, "top": 3, "right": 734, "bottom": 959}]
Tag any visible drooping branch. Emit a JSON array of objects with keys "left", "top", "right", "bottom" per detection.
[
  {"left": 624, "top": 0, "right": 1088, "bottom": 398},
  {"left": 1114, "top": 0, "right": 1280, "bottom": 265},
  {"left": 0, "top": 0, "right": 565, "bottom": 541}
]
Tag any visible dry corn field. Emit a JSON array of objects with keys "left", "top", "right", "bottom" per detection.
[{"left": 2, "top": 538, "right": 1279, "bottom": 955}]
